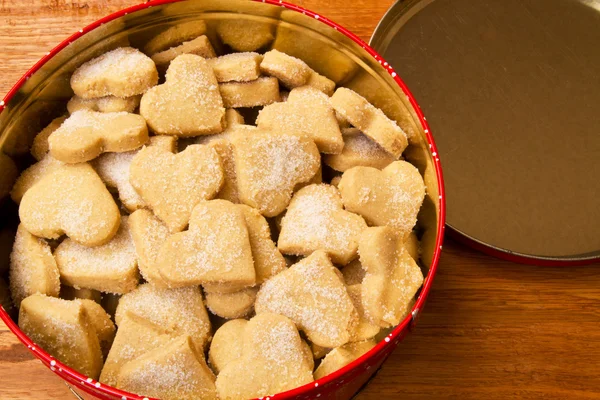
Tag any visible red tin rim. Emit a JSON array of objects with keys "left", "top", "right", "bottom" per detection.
[{"left": 0, "top": 1, "right": 446, "bottom": 399}]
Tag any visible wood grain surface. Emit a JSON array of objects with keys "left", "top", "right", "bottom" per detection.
[{"left": 1, "top": 1, "right": 600, "bottom": 399}]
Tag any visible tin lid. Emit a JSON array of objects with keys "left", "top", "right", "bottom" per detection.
[{"left": 371, "top": 0, "right": 600, "bottom": 265}]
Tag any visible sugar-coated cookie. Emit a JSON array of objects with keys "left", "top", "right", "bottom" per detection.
[
  {"left": 359, "top": 226, "right": 424, "bottom": 327},
  {"left": 67, "top": 95, "right": 141, "bottom": 114},
  {"left": 278, "top": 184, "right": 367, "bottom": 265},
  {"left": 260, "top": 49, "right": 312, "bottom": 89},
  {"left": 71, "top": 47, "right": 158, "bottom": 99},
  {"left": 127, "top": 209, "right": 170, "bottom": 287},
  {"left": 306, "top": 71, "right": 336, "bottom": 96},
  {"left": 156, "top": 200, "right": 255, "bottom": 287},
  {"left": 10, "top": 155, "right": 63, "bottom": 204},
  {"left": 257, "top": 86, "right": 343, "bottom": 154},
  {"left": 219, "top": 77, "right": 280, "bottom": 108},
  {"left": 204, "top": 287, "right": 258, "bottom": 319},
  {"left": 255, "top": 251, "right": 358, "bottom": 348},
  {"left": 209, "top": 52, "right": 262, "bottom": 83},
  {"left": 309, "top": 342, "right": 330, "bottom": 360},
  {"left": 9, "top": 224, "right": 60, "bottom": 307},
  {"left": 216, "top": 20, "right": 274, "bottom": 52},
  {"left": 31, "top": 116, "right": 67, "bottom": 161},
  {"left": 60, "top": 286, "right": 101, "bottom": 303},
  {"left": 115, "top": 284, "right": 212, "bottom": 351},
  {"left": 19, "top": 294, "right": 103, "bottom": 379},
  {"left": 232, "top": 131, "right": 320, "bottom": 217},
  {"left": 208, "top": 319, "right": 247, "bottom": 374},
  {"left": 93, "top": 135, "right": 176, "bottom": 212},
  {"left": 48, "top": 110, "right": 149, "bottom": 163},
  {"left": 117, "top": 335, "right": 217, "bottom": 400},
  {"left": 313, "top": 339, "right": 376, "bottom": 380},
  {"left": 330, "top": 88, "right": 408, "bottom": 158},
  {"left": 406, "top": 231, "right": 420, "bottom": 262},
  {"left": 19, "top": 162, "right": 120, "bottom": 247},
  {"left": 100, "top": 312, "right": 174, "bottom": 387},
  {"left": 54, "top": 216, "right": 139, "bottom": 295},
  {"left": 151, "top": 35, "right": 216, "bottom": 70},
  {"left": 130, "top": 144, "right": 223, "bottom": 232},
  {"left": 144, "top": 20, "right": 207, "bottom": 55},
  {"left": 140, "top": 54, "right": 225, "bottom": 136},
  {"left": 340, "top": 259, "right": 365, "bottom": 285},
  {"left": 215, "top": 313, "right": 313, "bottom": 400},
  {"left": 338, "top": 161, "right": 426, "bottom": 240},
  {"left": 80, "top": 299, "right": 116, "bottom": 358},
  {"left": 346, "top": 284, "right": 380, "bottom": 342},
  {"left": 323, "top": 128, "right": 396, "bottom": 171}
]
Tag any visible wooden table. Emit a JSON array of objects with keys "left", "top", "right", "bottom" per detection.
[{"left": 1, "top": 1, "right": 600, "bottom": 399}]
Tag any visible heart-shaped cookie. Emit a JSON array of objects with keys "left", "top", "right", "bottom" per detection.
[
  {"left": 31, "top": 116, "right": 67, "bottom": 161},
  {"left": 257, "top": 86, "right": 344, "bottom": 154},
  {"left": 359, "top": 226, "right": 424, "bottom": 327},
  {"left": 338, "top": 161, "right": 426, "bottom": 240},
  {"left": 130, "top": 144, "right": 223, "bottom": 232},
  {"left": 156, "top": 200, "right": 256, "bottom": 288},
  {"left": 313, "top": 339, "right": 376, "bottom": 380},
  {"left": 140, "top": 54, "right": 225, "bottom": 136},
  {"left": 19, "top": 163, "right": 120, "bottom": 247},
  {"left": 232, "top": 131, "right": 320, "bottom": 217},
  {"left": 278, "top": 184, "right": 367, "bottom": 265},
  {"left": 323, "top": 127, "right": 396, "bottom": 172},
  {"left": 48, "top": 110, "right": 149, "bottom": 163},
  {"left": 255, "top": 250, "right": 358, "bottom": 348},
  {"left": 11, "top": 155, "right": 63, "bottom": 204},
  {"left": 208, "top": 319, "right": 247, "bottom": 375},
  {"left": 215, "top": 313, "right": 314, "bottom": 400}
]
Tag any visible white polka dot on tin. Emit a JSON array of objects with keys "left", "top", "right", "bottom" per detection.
[
  {"left": 432, "top": 152, "right": 437, "bottom": 156},
  {"left": 424, "top": 129, "right": 429, "bottom": 133},
  {"left": 315, "top": 382, "right": 319, "bottom": 387},
  {"left": 391, "top": 72, "right": 397, "bottom": 77},
  {"left": 50, "top": 360, "right": 56, "bottom": 366},
  {"left": 86, "top": 378, "right": 92, "bottom": 383},
  {"left": 121, "top": 397, "right": 127, "bottom": 400},
  {"left": 95, "top": 382, "right": 101, "bottom": 388},
  {"left": 31, "top": 346, "right": 36, "bottom": 351},
  {"left": 79, "top": 29, "right": 83, "bottom": 33},
  {"left": 50, "top": 367, "right": 55, "bottom": 371},
  {"left": 316, "top": 395, "right": 321, "bottom": 398},
  {"left": 384, "top": 62, "right": 388, "bottom": 66},
  {"left": 385, "top": 337, "right": 391, "bottom": 342},
  {"left": 314, "top": 14, "right": 320, "bottom": 19}
]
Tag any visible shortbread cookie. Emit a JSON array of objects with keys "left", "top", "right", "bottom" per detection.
[
  {"left": 215, "top": 313, "right": 313, "bottom": 400},
  {"left": 19, "top": 294, "right": 103, "bottom": 379},
  {"left": 100, "top": 312, "right": 174, "bottom": 387},
  {"left": 48, "top": 110, "right": 149, "bottom": 163},
  {"left": 313, "top": 339, "right": 376, "bottom": 380},
  {"left": 335, "top": 110, "right": 351, "bottom": 129},
  {"left": 140, "top": 54, "right": 225, "bottom": 136},
  {"left": 340, "top": 259, "right": 365, "bottom": 285},
  {"left": 306, "top": 71, "right": 336, "bottom": 96},
  {"left": 93, "top": 135, "right": 176, "bottom": 212},
  {"left": 232, "top": 131, "right": 320, "bottom": 217},
  {"left": 151, "top": 35, "right": 216, "bottom": 71},
  {"left": 209, "top": 52, "right": 262, "bottom": 83},
  {"left": 0, "top": 153, "right": 18, "bottom": 200},
  {"left": 117, "top": 335, "right": 217, "bottom": 400},
  {"left": 127, "top": 209, "right": 170, "bottom": 287},
  {"left": 71, "top": 47, "right": 158, "bottom": 99},
  {"left": 10, "top": 155, "right": 63, "bottom": 204},
  {"left": 80, "top": 299, "right": 116, "bottom": 358},
  {"left": 260, "top": 49, "right": 312, "bottom": 89},
  {"left": 31, "top": 117, "right": 67, "bottom": 161},
  {"left": 219, "top": 77, "right": 280, "bottom": 108},
  {"left": 208, "top": 319, "right": 247, "bottom": 374},
  {"left": 144, "top": 20, "right": 207, "bottom": 55},
  {"left": 60, "top": 286, "right": 101, "bottom": 303},
  {"left": 202, "top": 204, "right": 285, "bottom": 294},
  {"left": 310, "top": 342, "right": 330, "bottom": 360},
  {"left": 67, "top": 95, "right": 141, "bottom": 114},
  {"left": 115, "top": 284, "right": 212, "bottom": 351},
  {"left": 257, "top": 86, "right": 343, "bottom": 154},
  {"left": 406, "top": 231, "right": 420, "bottom": 262},
  {"left": 330, "top": 88, "right": 408, "bottom": 158},
  {"left": 9, "top": 224, "right": 60, "bottom": 307},
  {"left": 255, "top": 251, "right": 358, "bottom": 348},
  {"left": 278, "top": 184, "right": 367, "bottom": 265},
  {"left": 338, "top": 161, "right": 426, "bottom": 240},
  {"left": 347, "top": 284, "right": 380, "bottom": 342},
  {"left": 19, "top": 162, "right": 120, "bottom": 247},
  {"left": 323, "top": 128, "right": 396, "bottom": 171},
  {"left": 294, "top": 163, "right": 323, "bottom": 192},
  {"left": 156, "top": 200, "right": 255, "bottom": 287},
  {"left": 216, "top": 20, "right": 274, "bottom": 52},
  {"left": 130, "top": 144, "right": 223, "bottom": 232},
  {"left": 359, "top": 226, "right": 424, "bottom": 327},
  {"left": 54, "top": 216, "right": 139, "bottom": 294},
  {"left": 204, "top": 287, "right": 258, "bottom": 319}
]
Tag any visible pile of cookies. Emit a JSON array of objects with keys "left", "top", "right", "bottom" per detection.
[{"left": 7, "top": 24, "right": 426, "bottom": 400}]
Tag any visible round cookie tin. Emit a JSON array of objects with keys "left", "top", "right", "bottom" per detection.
[
  {"left": 0, "top": 0, "right": 445, "bottom": 399},
  {"left": 371, "top": 0, "right": 600, "bottom": 266}
]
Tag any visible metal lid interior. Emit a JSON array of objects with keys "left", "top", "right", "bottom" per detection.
[{"left": 371, "top": 0, "right": 600, "bottom": 264}]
